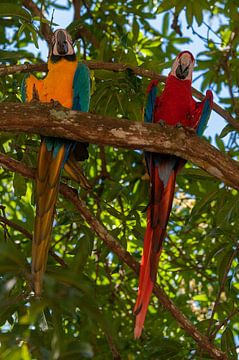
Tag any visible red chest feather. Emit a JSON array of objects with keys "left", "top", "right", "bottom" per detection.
[{"left": 154, "top": 75, "right": 197, "bottom": 127}]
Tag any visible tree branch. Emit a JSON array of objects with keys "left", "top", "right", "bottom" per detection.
[
  {"left": 0, "top": 153, "right": 227, "bottom": 359},
  {"left": 21, "top": 0, "right": 99, "bottom": 47},
  {"left": 22, "top": 0, "right": 53, "bottom": 42},
  {"left": 0, "top": 61, "right": 237, "bottom": 130},
  {"left": 73, "top": 0, "right": 81, "bottom": 20},
  {"left": 0, "top": 214, "right": 67, "bottom": 268},
  {"left": 0, "top": 102, "right": 239, "bottom": 190}
]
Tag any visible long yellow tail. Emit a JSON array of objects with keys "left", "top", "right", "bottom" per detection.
[
  {"left": 32, "top": 141, "right": 66, "bottom": 296},
  {"left": 64, "top": 154, "right": 91, "bottom": 190}
]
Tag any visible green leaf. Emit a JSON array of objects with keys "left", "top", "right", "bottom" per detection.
[
  {"left": 32, "top": 16, "right": 58, "bottom": 26},
  {"left": 13, "top": 173, "right": 27, "bottom": 198},
  {"left": 220, "top": 124, "right": 234, "bottom": 138},
  {"left": 193, "top": 294, "right": 208, "bottom": 302},
  {"left": 162, "top": 12, "right": 169, "bottom": 35},
  {"left": 192, "top": 2, "right": 203, "bottom": 26},
  {"left": 185, "top": 3, "right": 193, "bottom": 26},
  {"left": 0, "top": 4, "right": 31, "bottom": 22},
  {"left": 221, "top": 327, "right": 237, "bottom": 359},
  {"left": 0, "top": 50, "right": 34, "bottom": 60},
  {"left": 132, "top": 17, "right": 139, "bottom": 43},
  {"left": 215, "top": 134, "right": 225, "bottom": 151},
  {"left": 72, "top": 230, "right": 93, "bottom": 272},
  {"left": 218, "top": 248, "right": 233, "bottom": 284},
  {"left": 25, "top": 23, "right": 39, "bottom": 49}
]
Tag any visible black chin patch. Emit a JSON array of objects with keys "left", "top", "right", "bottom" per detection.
[{"left": 50, "top": 54, "right": 76, "bottom": 63}]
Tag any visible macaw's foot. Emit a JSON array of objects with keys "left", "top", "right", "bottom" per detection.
[
  {"left": 176, "top": 122, "right": 183, "bottom": 128},
  {"left": 158, "top": 120, "right": 166, "bottom": 127},
  {"left": 50, "top": 99, "right": 62, "bottom": 109}
]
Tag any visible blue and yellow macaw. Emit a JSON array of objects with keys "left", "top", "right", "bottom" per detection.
[{"left": 21, "top": 29, "right": 91, "bottom": 296}]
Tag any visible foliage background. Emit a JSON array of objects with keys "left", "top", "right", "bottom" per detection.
[{"left": 0, "top": 0, "right": 239, "bottom": 359}]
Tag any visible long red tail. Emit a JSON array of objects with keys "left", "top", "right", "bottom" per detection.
[{"left": 134, "top": 160, "right": 178, "bottom": 338}]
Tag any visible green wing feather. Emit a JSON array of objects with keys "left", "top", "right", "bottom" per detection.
[{"left": 72, "top": 62, "right": 90, "bottom": 111}]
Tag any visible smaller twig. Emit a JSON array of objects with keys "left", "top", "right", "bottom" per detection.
[
  {"left": 202, "top": 21, "right": 222, "bottom": 41},
  {"left": 50, "top": 9, "right": 55, "bottom": 33},
  {"left": 48, "top": 249, "right": 67, "bottom": 268},
  {"left": 0, "top": 206, "right": 10, "bottom": 240},
  {"left": 210, "top": 308, "right": 239, "bottom": 340},
  {"left": 82, "top": 0, "right": 94, "bottom": 20},
  {"left": 0, "top": 214, "right": 67, "bottom": 267},
  {"left": 190, "top": 24, "right": 221, "bottom": 45},
  {"left": 105, "top": 332, "right": 121, "bottom": 360},
  {"left": 171, "top": 12, "right": 182, "bottom": 36}
]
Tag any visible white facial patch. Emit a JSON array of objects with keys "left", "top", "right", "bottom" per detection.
[
  {"left": 170, "top": 52, "right": 195, "bottom": 80},
  {"left": 51, "top": 29, "right": 74, "bottom": 56}
]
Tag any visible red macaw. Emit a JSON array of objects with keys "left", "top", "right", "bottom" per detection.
[
  {"left": 21, "top": 29, "right": 90, "bottom": 296},
  {"left": 134, "top": 51, "right": 213, "bottom": 338}
]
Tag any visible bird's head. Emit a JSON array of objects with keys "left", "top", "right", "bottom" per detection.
[
  {"left": 49, "top": 29, "right": 76, "bottom": 63},
  {"left": 170, "top": 51, "right": 195, "bottom": 81}
]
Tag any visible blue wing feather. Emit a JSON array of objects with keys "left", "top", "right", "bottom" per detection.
[
  {"left": 144, "top": 81, "right": 158, "bottom": 124},
  {"left": 21, "top": 74, "right": 29, "bottom": 103},
  {"left": 196, "top": 91, "right": 213, "bottom": 136},
  {"left": 144, "top": 81, "right": 159, "bottom": 173}
]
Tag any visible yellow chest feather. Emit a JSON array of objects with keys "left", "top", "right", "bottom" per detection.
[{"left": 26, "top": 59, "right": 78, "bottom": 109}]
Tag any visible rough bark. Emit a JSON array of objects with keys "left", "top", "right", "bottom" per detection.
[
  {"left": 0, "top": 102, "right": 239, "bottom": 190},
  {"left": 0, "top": 61, "right": 237, "bottom": 130}
]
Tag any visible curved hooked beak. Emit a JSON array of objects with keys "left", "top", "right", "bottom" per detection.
[
  {"left": 51, "top": 29, "right": 74, "bottom": 57},
  {"left": 57, "top": 31, "right": 69, "bottom": 55},
  {"left": 176, "top": 61, "right": 190, "bottom": 80}
]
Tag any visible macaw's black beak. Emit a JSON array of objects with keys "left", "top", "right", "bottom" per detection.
[
  {"left": 57, "top": 30, "right": 68, "bottom": 55},
  {"left": 176, "top": 63, "right": 189, "bottom": 80}
]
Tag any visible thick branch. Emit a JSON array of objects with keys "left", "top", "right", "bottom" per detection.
[
  {"left": 0, "top": 102, "right": 239, "bottom": 190},
  {"left": 0, "top": 154, "right": 227, "bottom": 359},
  {"left": 0, "top": 61, "right": 237, "bottom": 130}
]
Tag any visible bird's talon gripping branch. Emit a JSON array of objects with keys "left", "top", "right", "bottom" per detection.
[
  {"left": 50, "top": 99, "right": 62, "bottom": 109},
  {"left": 176, "top": 122, "right": 183, "bottom": 128},
  {"left": 158, "top": 119, "right": 165, "bottom": 127}
]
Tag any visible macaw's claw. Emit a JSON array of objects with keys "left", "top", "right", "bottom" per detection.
[
  {"left": 50, "top": 99, "right": 62, "bottom": 109},
  {"left": 158, "top": 120, "right": 166, "bottom": 126},
  {"left": 176, "top": 122, "right": 183, "bottom": 128}
]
